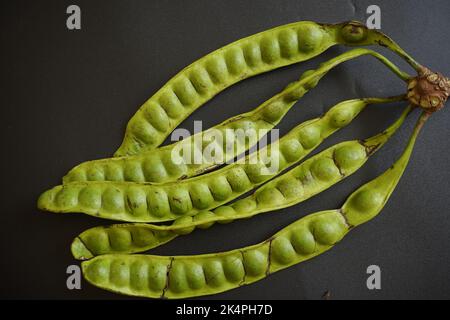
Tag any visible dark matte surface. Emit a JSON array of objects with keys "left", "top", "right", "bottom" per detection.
[{"left": 1, "top": 0, "right": 449, "bottom": 299}]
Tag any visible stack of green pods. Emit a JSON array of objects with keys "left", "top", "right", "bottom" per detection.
[{"left": 38, "top": 21, "right": 449, "bottom": 298}]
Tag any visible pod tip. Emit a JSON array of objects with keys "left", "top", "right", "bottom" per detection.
[{"left": 71, "top": 237, "right": 94, "bottom": 260}]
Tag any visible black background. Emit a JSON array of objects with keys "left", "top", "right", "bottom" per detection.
[{"left": 1, "top": 0, "right": 449, "bottom": 300}]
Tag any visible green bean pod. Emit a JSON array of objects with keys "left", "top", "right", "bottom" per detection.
[
  {"left": 81, "top": 110, "right": 427, "bottom": 299},
  {"left": 71, "top": 105, "right": 411, "bottom": 259},
  {"left": 64, "top": 48, "right": 409, "bottom": 184},
  {"left": 114, "top": 21, "right": 419, "bottom": 157},
  {"left": 41, "top": 93, "right": 399, "bottom": 223}
]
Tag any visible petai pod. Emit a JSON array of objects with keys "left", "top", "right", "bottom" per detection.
[
  {"left": 114, "top": 21, "right": 419, "bottom": 157},
  {"left": 64, "top": 48, "right": 409, "bottom": 184},
  {"left": 81, "top": 110, "right": 427, "bottom": 298},
  {"left": 38, "top": 49, "right": 410, "bottom": 223},
  {"left": 40, "top": 94, "right": 402, "bottom": 223},
  {"left": 71, "top": 105, "right": 411, "bottom": 259}
]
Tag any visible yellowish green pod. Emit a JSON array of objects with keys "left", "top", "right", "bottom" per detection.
[{"left": 114, "top": 21, "right": 419, "bottom": 157}]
